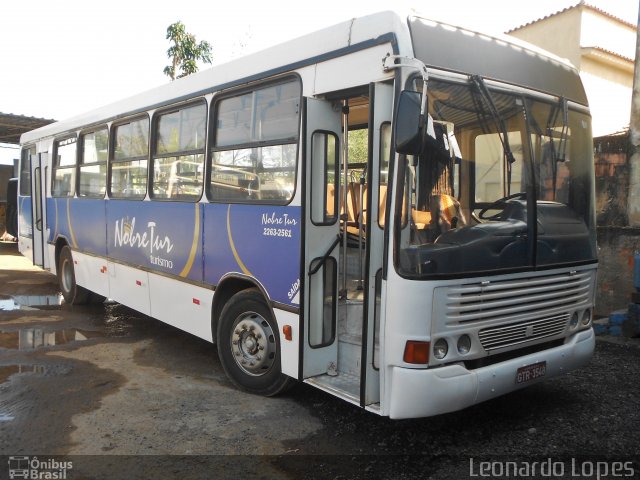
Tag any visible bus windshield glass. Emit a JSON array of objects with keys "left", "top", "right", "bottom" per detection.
[{"left": 395, "top": 77, "right": 596, "bottom": 278}]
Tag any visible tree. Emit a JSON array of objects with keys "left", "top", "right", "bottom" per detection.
[
  {"left": 348, "top": 129, "right": 368, "bottom": 165},
  {"left": 163, "top": 21, "right": 212, "bottom": 81}
]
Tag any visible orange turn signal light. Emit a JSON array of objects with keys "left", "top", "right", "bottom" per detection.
[
  {"left": 283, "top": 325, "right": 293, "bottom": 341},
  {"left": 403, "top": 341, "right": 430, "bottom": 364}
]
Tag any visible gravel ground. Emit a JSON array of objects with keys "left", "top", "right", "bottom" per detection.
[{"left": 0, "top": 242, "right": 639, "bottom": 479}]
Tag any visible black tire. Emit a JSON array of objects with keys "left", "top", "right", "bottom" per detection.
[
  {"left": 58, "top": 246, "right": 90, "bottom": 305},
  {"left": 6, "top": 208, "right": 17, "bottom": 238},
  {"left": 217, "top": 289, "right": 293, "bottom": 396}
]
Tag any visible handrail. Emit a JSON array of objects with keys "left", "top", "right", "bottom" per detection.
[{"left": 308, "top": 234, "right": 342, "bottom": 276}]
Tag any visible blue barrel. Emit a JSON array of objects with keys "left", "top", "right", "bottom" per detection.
[{"left": 635, "top": 253, "right": 640, "bottom": 292}]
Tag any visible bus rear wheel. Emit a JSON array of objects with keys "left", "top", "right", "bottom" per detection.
[
  {"left": 58, "top": 246, "right": 90, "bottom": 305},
  {"left": 217, "top": 289, "right": 292, "bottom": 396}
]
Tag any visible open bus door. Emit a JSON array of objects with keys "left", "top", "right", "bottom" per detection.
[
  {"left": 302, "top": 98, "right": 341, "bottom": 380},
  {"left": 29, "top": 152, "right": 48, "bottom": 268},
  {"left": 360, "top": 81, "right": 393, "bottom": 407},
  {"left": 302, "top": 82, "right": 393, "bottom": 408}
]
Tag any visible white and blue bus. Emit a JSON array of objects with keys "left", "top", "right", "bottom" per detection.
[{"left": 17, "top": 11, "right": 597, "bottom": 419}]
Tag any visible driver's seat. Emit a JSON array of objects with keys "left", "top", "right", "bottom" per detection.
[{"left": 430, "top": 194, "right": 466, "bottom": 234}]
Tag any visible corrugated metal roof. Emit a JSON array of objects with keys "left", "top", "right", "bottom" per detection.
[
  {"left": 506, "top": 2, "right": 637, "bottom": 33},
  {"left": 0, "top": 112, "right": 55, "bottom": 144}
]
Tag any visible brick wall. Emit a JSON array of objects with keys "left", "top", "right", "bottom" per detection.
[
  {"left": 593, "top": 131, "right": 639, "bottom": 315},
  {"left": 596, "top": 226, "right": 640, "bottom": 315}
]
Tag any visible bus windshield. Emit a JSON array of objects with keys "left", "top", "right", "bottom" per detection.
[{"left": 395, "top": 77, "right": 597, "bottom": 278}]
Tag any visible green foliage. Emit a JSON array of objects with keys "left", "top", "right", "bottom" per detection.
[
  {"left": 164, "top": 21, "right": 213, "bottom": 81},
  {"left": 348, "top": 128, "right": 368, "bottom": 165}
]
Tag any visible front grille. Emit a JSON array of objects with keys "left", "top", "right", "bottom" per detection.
[
  {"left": 478, "top": 313, "right": 569, "bottom": 351},
  {"left": 441, "top": 270, "right": 593, "bottom": 326}
]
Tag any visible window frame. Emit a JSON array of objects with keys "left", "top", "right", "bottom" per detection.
[
  {"left": 150, "top": 98, "right": 208, "bottom": 203},
  {"left": 52, "top": 135, "right": 78, "bottom": 198},
  {"left": 108, "top": 114, "right": 150, "bottom": 200},
  {"left": 78, "top": 125, "right": 109, "bottom": 199},
  {"left": 310, "top": 130, "right": 340, "bottom": 226},
  {"left": 206, "top": 75, "right": 302, "bottom": 205},
  {"left": 308, "top": 256, "right": 337, "bottom": 349},
  {"left": 378, "top": 121, "right": 392, "bottom": 229},
  {"left": 19, "top": 145, "right": 35, "bottom": 196}
]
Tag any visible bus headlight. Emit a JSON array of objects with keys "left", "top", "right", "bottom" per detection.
[
  {"left": 581, "top": 309, "right": 592, "bottom": 326},
  {"left": 433, "top": 338, "right": 448, "bottom": 360},
  {"left": 569, "top": 312, "right": 579, "bottom": 329},
  {"left": 457, "top": 334, "right": 471, "bottom": 355}
]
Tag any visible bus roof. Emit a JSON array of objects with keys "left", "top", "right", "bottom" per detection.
[
  {"left": 21, "top": 10, "right": 585, "bottom": 144},
  {"left": 408, "top": 15, "right": 588, "bottom": 105}
]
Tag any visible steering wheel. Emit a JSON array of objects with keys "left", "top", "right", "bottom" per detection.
[{"left": 478, "top": 192, "right": 526, "bottom": 221}]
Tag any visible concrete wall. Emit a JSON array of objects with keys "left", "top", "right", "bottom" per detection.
[
  {"left": 581, "top": 49, "right": 634, "bottom": 136},
  {"left": 579, "top": 7, "right": 635, "bottom": 136},
  {"left": 508, "top": 4, "right": 635, "bottom": 137},
  {"left": 581, "top": 9, "right": 637, "bottom": 61},
  {"left": 509, "top": 9, "right": 582, "bottom": 67},
  {"left": 582, "top": 66, "right": 634, "bottom": 136}
]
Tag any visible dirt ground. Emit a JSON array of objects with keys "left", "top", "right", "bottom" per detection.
[{"left": 0, "top": 241, "right": 639, "bottom": 479}]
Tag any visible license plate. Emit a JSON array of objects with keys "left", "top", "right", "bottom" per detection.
[{"left": 515, "top": 361, "right": 547, "bottom": 384}]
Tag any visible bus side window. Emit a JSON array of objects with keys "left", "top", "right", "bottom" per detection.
[
  {"left": 52, "top": 137, "right": 77, "bottom": 198},
  {"left": 378, "top": 122, "right": 391, "bottom": 228},
  {"left": 310, "top": 131, "right": 338, "bottom": 224},
  {"left": 152, "top": 101, "right": 207, "bottom": 201},
  {"left": 209, "top": 79, "right": 301, "bottom": 204},
  {"left": 20, "top": 146, "right": 34, "bottom": 196},
  {"left": 79, "top": 127, "right": 108, "bottom": 198},
  {"left": 109, "top": 117, "right": 149, "bottom": 199}
]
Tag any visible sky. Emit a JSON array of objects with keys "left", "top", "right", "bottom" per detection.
[{"left": 0, "top": 0, "right": 638, "bottom": 164}]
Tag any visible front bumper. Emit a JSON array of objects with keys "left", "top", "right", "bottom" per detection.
[{"left": 388, "top": 328, "right": 595, "bottom": 419}]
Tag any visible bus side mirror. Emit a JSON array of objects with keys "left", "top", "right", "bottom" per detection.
[{"left": 394, "top": 90, "right": 424, "bottom": 155}]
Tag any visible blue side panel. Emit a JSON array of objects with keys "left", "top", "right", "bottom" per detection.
[
  {"left": 105, "top": 201, "right": 204, "bottom": 282},
  {"left": 203, "top": 204, "right": 301, "bottom": 307},
  {"left": 48, "top": 198, "right": 107, "bottom": 256},
  {"left": 18, "top": 196, "right": 32, "bottom": 238}
]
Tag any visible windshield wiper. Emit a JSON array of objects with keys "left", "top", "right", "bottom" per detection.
[
  {"left": 546, "top": 96, "right": 569, "bottom": 162},
  {"left": 545, "top": 96, "right": 569, "bottom": 197},
  {"left": 471, "top": 76, "right": 516, "bottom": 196}
]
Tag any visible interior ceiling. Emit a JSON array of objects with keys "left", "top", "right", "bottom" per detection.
[
  {"left": 347, "top": 96, "right": 369, "bottom": 127},
  {"left": 0, "top": 113, "right": 55, "bottom": 144}
]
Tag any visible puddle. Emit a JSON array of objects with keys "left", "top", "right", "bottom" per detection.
[
  {"left": 0, "top": 303, "right": 136, "bottom": 350},
  {"left": 0, "top": 328, "right": 103, "bottom": 351},
  {"left": 0, "top": 294, "right": 63, "bottom": 311},
  {"left": 0, "top": 365, "right": 49, "bottom": 421},
  {"left": 103, "top": 303, "right": 139, "bottom": 337},
  {"left": 0, "top": 364, "right": 48, "bottom": 385}
]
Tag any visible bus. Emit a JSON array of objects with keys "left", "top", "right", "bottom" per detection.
[{"left": 17, "top": 11, "right": 597, "bottom": 419}]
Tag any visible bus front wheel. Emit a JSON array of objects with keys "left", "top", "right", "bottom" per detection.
[
  {"left": 217, "top": 289, "right": 292, "bottom": 396},
  {"left": 58, "top": 246, "right": 90, "bottom": 305}
]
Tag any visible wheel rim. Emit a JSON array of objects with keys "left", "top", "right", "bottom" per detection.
[
  {"left": 61, "top": 258, "right": 74, "bottom": 294},
  {"left": 230, "top": 312, "right": 276, "bottom": 376}
]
